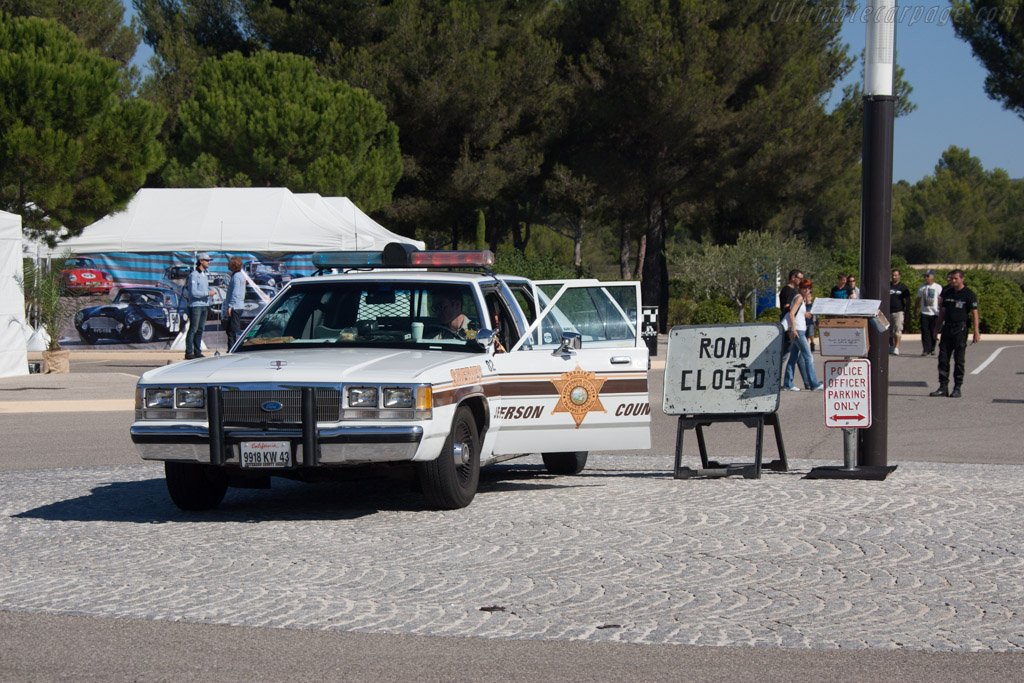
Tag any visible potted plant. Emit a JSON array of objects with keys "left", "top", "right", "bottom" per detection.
[{"left": 17, "top": 252, "right": 81, "bottom": 373}]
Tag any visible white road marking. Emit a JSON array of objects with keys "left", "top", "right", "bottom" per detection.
[
  {"left": 0, "top": 399, "right": 134, "bottom": 413},
  {"left": 971, "top": 345, "right": 1024, "bottom": 375}
]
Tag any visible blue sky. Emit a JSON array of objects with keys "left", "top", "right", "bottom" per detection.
[
  {"left": 834, "top": 5, "right": 1023, "bottom": 183},
  {"left": 128, "top": 3, "right": 1022, "bottom": 185}
]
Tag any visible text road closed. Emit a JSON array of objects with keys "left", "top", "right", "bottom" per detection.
[{"left": 823, "top": 359, "right": 872, "bottom": 428}]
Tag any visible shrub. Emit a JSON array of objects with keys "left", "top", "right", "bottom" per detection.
[
  {"left": 757, "top": 306, "right": 781, "bottom": 322},
  {"left": 493, "top": 250, "right": 578, "bottom": 280},
  {"left": 667, "top": 297, "right": 696, "bottom": 327},
  {"left": 690, "top": 299, "right": 739, "bottom": 325},
  {"left": 978, "top": 295, "right": 1008, "bottom": 333},
  {"left": 962, "top": 270, "right": 1024, "bottom": 333}
]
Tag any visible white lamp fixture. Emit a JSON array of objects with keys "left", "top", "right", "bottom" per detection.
[{"left": 864, "top": 0, "right": 896, "bottom": 96}]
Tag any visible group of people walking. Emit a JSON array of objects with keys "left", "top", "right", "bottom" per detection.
[
  {"left": 780, "top": 266, "right": 981, "bottom": 398},
  {"left": 891, "top": 267, "right": 980, "bottom": 397},
  {"left": 779, "top": 269, "right": 823, "bottom": 392}
]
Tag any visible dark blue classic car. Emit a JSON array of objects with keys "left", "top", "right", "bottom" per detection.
[
  {"left": 244, "top": 260, "right": 291, "bottom": 288},
  {"left": 75, "top": 286, "right": 187, "bottom": 344}
]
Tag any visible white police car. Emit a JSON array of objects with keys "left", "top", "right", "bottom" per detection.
[{"left": 131, "top": 244, "right": 651, "bottom": 510}]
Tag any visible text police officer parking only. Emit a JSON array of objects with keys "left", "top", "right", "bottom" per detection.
[{"left": 663, "top": 323, "right": 784, "bottom": 415}]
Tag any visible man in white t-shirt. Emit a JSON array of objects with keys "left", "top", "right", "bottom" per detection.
[{"left": 915, "top": 269, "right": 943, "bottom": 356}]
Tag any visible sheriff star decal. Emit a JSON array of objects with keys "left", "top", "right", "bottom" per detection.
[{"left": 550, "top": 364, "right": 607, "bottom": 428}]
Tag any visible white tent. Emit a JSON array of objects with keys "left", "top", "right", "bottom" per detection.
[
  {"left": 61, "top": 187, "right": 423, "bottom": 253},
  {"left": 0, "top": 210, "right": 29, "bottom": 378}
]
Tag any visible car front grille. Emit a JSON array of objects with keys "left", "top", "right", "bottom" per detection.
[
  {"left": 83, "top": 316, "right": 120, "bottom": 331},
  {"left": 221, "top": 388, "right": 341, "bottom": 424}
]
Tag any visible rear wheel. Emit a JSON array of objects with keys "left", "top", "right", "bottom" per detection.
[
  {"left": 136, "top": 320, "right": 155, "bottom": 343},
  {"left": 542, "top": 451, "right": 588, "bottom": 475},
  {"left": 164, "top": 462, "right": 228, "bottom": 511},
  {"left": 418, "top": 406, "right": 480, "bottom": 509}
]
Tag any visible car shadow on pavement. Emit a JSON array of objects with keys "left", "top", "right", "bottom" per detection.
[
  {"left": 13, "top": 467, "right": 610, "bottom": 523},
  {"left": 13, "top": 477, "right": 411, "bottom": 523}
]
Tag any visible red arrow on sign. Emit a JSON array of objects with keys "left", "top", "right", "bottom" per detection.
[{"left": 834, "top": 414, "right": 866, "bottom": 420}]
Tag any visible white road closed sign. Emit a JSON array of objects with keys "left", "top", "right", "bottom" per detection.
[{"left": 823, "top": 359, "right": 872, "bottom": 428}]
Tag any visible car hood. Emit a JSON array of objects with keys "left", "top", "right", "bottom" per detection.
[
  {"left": 139, "top": 347, "right": 482, "bottom": 385},
  {"left": 80, "top": 302, "right": 134, "bottom": 317},
  {"left": 81, "top": 301, "right": 168, "bottom": 317}
]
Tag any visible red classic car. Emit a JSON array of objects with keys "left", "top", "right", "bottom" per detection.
[{"left": 61, "top": 257, "right": 115, "bottom": 295}]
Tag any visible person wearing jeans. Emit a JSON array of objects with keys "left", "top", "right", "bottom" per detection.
[
  {"left": 783, "top": 279, "right": 823, "bottom": 391},
  {"left": 184, "top": 252, "right": 214, "bottom": 359},
  {"left": 222, "top": 256, "right": 246, "bottom": 350}
]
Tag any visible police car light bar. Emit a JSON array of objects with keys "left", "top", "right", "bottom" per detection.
[{"left": 312, "top": 243, "right": 494, "bottom": 270}]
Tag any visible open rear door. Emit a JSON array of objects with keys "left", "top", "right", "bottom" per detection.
[{"left": 489, "top": 281, "right": 651, "bottom": 455}]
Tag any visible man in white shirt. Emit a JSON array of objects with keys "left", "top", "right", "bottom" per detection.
[{"left": 915, "top": 269, "right": 943, "bottom": 356}]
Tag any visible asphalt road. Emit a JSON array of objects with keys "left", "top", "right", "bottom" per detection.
[{"left": 2, "top": 336, "right": 1022, "bottom": 681}]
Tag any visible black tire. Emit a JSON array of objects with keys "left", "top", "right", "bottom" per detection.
[
  {"left": 418, "top": 405, "right": 480, "bottom": 509},
  {"left": 542, "top": 451, "right": 588, "bottom": 475},
  {"left": 136, "top": 319, "right": 155, "bottom": 343},
  {"left": 78, "top": 330, "right": 97, "bottom": 345},
  {"left": 164, "top": 462, "right": 228, "bottom": 511}
]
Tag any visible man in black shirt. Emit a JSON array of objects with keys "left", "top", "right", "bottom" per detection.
[
  {"left": 888, "top": 269, "right": 911, "bottom": 355},
  {"left": 929, "top": 269, "right": 980, "bottom": 398},
  {"left": 779, "top": 269, "right": 802, "bottom": 356},
  {"left": 829, "top": 273, "right": 849, "bottom": 299},
  {"left": 779, "top": 269, "right": 803, "bottom": 318}
]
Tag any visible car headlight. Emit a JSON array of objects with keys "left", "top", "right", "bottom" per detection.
[
  {"left": 125, "top": 313, "right": 137, "bottom": 325},
  {"left": 144, "top": 388, "right": 173, "bottom": 409},
  {"left": 67, "top": 274, "right": 77, "bottom": 282},
  {"left": 75, "top": 311, "right": 84, "bottom": 325},
  {"left": 383, "top": 387, "right": 415, "bottom": 408},
  {"left": 347, "top": 386, "right": 378, "bottom": 408},
  {"left": 175, "top": 387, "right": 205, "bottom": 409}
]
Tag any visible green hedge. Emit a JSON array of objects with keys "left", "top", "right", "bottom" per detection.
[
  {"left": 690, "top": 299, "right": 739, "bottom": 325},
  {"left": 493, "top": 250, "right": 579, "bottom": 280}
]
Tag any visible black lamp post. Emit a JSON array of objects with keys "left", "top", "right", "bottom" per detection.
[{"left": 858, "top": 0, "right": 896, "bottom": 468}]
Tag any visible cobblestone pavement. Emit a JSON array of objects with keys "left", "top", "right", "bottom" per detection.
[{"left": 1, "top": 455, "right": 1021, "bottom": 652}]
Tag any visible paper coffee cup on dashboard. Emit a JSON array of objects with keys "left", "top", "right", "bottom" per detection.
[{"left": 411, "top": 322, "right": 424, "bottom": 341}]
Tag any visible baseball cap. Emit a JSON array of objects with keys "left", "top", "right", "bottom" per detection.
[
  {"left": 925, "top": 269, "right": 935, "bottom": 276},
  {"left": 197, "top": 252, "right": 211, "bottom": 261}
]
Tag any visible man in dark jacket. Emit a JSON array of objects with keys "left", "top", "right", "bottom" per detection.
[{"left": 929, "top": 269, "right": 980, "bottom": 398}]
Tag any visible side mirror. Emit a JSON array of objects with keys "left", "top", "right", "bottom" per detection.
[
  {"left": 475, "top": 327, "right": 498, "bottom": 351},
  {"left": 553, "top": 331, "right": 582, "bottom": 356}
]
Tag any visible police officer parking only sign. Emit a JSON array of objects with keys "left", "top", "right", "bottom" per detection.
[{"left": 662, "top": 323, "right": 784, "bottom": 415}]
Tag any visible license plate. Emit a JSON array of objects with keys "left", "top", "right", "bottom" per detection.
[{"left": 240, "top": 441, "right": 292, "bottom": 468}]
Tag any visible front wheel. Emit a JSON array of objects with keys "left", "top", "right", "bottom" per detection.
[
  {"left": 542, "top": 451, "right": 588, "bottom": 475},
  {"left": 418, "top": 405, "right": 480, "bottom": 509},
  {"left": 165, "top": 462, "right": 228, "bottom": 511}
]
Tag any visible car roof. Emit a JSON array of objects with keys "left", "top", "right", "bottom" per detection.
[{"left": 292, "top": 271, "right": 500, "bottom": 286}]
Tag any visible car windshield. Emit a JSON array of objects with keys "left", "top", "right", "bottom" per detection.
[
  {"left": 238, "top": 281, "right": 484, "bottom": 352},
  {"left": 116, "top": 290, "right": 162, "bottom": 306}
]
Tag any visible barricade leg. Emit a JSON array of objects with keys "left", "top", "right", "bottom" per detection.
[{"left": 671, "top": 413, "right": 788, "bottom": 480}]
